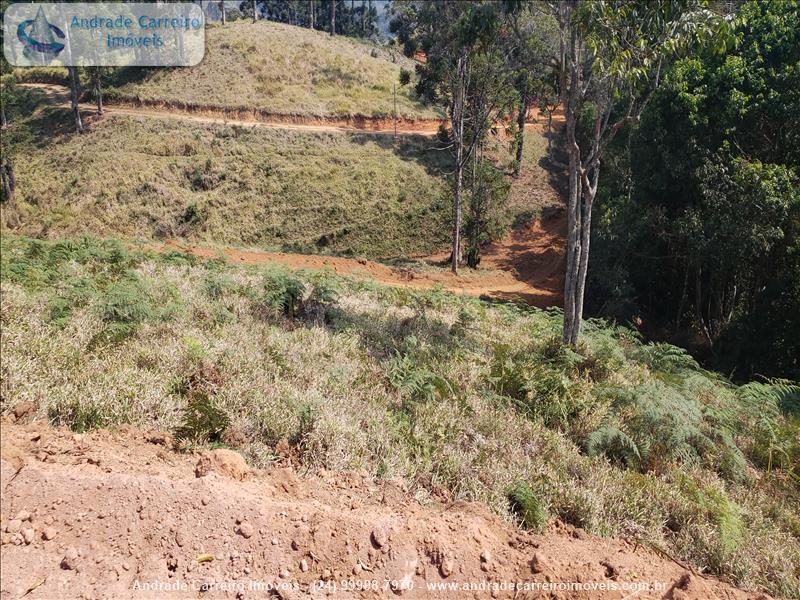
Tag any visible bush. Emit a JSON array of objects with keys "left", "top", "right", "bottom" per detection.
[
  {"left": 48, "top": 399, "right": 108, "bottom": 432},
  {"left": 261, "top": 267, "right": 306, "bottom": 318},
  {"left": 12, "top": 66, "right": 69, "bottom": 86},
  {"left": 489, "top": 340, "right": 597, "bottom": 434},
  {"left": 96, "top": 276, "right": 154, "bottom": 324},
  {"left": 175, "top": 391, "right": 230, "bottom": 443},
  {"left": 259, "top": 267, "right": 338, "bottom": 322},
  {"left": 173, "top": 354, "right": 229, "bottom": 444},
  {"left": 387, "top": 351, "right": 452, "bottom": 404},
  {"left": 507, "top": 481, "right": 548, "bottom": 531}
]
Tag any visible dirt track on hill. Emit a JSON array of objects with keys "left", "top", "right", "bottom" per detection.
[
  {"left": 153, "top": 212, "right": 566, "bottom": 308},
  {"left": 22, "top": 82, "right": 567, "bottom": 306},
  {"left": 0, "top": 418, "right": 767, "bottom": 600},
  {"left": 21, "top": 83, "right": 561, "bottom": 137},
  {"left": 22, "top": 83, "right": 443, "bottom": 136}
]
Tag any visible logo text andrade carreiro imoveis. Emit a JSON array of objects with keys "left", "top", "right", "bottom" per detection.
[
  {"left": 3, "top": 3, "right": 205, "bottom": 67},
  {"left": 70, "top": 13, "right": 202, "bottom": 49}
]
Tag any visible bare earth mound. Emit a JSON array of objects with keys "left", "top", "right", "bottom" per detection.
[{"left": 0, "top": 420, "right": 766, "bottom": 599}]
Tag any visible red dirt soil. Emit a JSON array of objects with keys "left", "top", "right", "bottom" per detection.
[
  {"left": 22, "top": 83, "right": 443, "bottom": 136},
  {"left": 21, "top": 84, "right": 563, "bottom": 138},
  {"left": 154, "top": 211, "right": 566, "bottom": 308},
  {"left": 0, "top": 418, "right": 768, "bottom": 600}
]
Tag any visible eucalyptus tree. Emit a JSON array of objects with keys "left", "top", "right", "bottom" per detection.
[
  {"left": 543, "top": 0, "right": 730, "bottom": 345},
  {"left": 89, "top": 67, "right": 109, "bottom": 115},
  {"left": 395, "top": 1, "right": 516, "bottom": 273},
  {"left": 505, "top": 5, "right": 559, "bottom": 176},
  {"left": 67, "top": 66, "right": 83, "bottom": 133}
]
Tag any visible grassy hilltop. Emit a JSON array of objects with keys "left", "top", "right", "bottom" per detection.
[
  {"left": 1, "top": 235, "right": 798, "bottom": 597},
  {"left": 106, "top": 20, "right": 442, "bottom": 120}
]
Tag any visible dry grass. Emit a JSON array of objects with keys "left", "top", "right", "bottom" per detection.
[
  {"left": 105, "top": 21, "right": 441, "bottom": 120},
  {"left": 1, "top": 235, "right": 798, "bottom": 598},
  {"left": 6, "top": 105, "right": 452, "bottom": 258}
]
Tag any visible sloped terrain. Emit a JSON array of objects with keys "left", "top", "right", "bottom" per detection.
[
  {"left": 1, "top": 236, "right": 798, "bottom": 597},
  {"left": 6, "top": 101, "right": 452, "bottom": 258},
  {"left": 0, "top": 420, "right": 766, "bottom": 600},
  {"left": 104, "top": 21, "right": 442, "bottom": 120}
]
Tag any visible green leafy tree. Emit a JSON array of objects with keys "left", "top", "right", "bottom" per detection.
[
  {"left": 539, "top": 0, "right": 730, "bottom": 346},
  {"left": 504, "top": 4, "right": 559, "bottom": 176},
  {"left": 394, "top": 1, "right": 516, "bottom": 273},
  {"left": 588, "top": 0, "right": 799, "bottom": 378}
]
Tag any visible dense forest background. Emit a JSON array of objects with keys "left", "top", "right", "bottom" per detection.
[{"left": 584, "top": 1, "right": 798, "bottom": 380}]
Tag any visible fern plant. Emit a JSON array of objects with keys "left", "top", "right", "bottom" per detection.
[
  {"left": 387, "top": 337, "right": 453, "bottom": 404},
  {"left": 736, "top": 380, "right": 800, "bottom": 482},
  {"left": 634, "top": 342, "right": 700, "bottom": 375},
  {"left": 586, "top": 426, "right": 642, "bottom": 468}
]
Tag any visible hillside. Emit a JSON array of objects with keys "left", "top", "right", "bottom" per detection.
[
  {"left": 105, "top": 21, "right": 442, "bottom": 120},
  {"left": 1, "top": 236, "right": 798, "bottom": 597},
  {"left": 4, "top": 85, "right": 561, "bottom": 266},
  {"left": 4, "top": 88, "right": 452, "bottom": 258}
]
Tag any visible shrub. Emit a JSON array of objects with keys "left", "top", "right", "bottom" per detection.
[
  {"left": 585, "top": 381, "right": 752, "bottom": 482},
  {"left": 48, "top": 399, "right": 108, "bottom": 432},
  {"left": 261, "top": 267, "right": 306, "bottom": 318},
  {"left": 677, "top": 475, "right": 745, "bottom": 570},
  {"left": 387, "top": 347, "right": 452, "bottom": 404},
  {"left": 173, "top": 354, "right": 229, "bottom": 444},
  {"left": 175, "top": 391, "right": 230, "bottom": 443},
  {"left": 95, "top": 276, "right": 154, "bottom": 324},
  {"left": 489, "top": 341, "right": 597, "bottom": 434},
  {"left": 634, "top": 342, "right": 700, "bottom": 375},
  {"left": 586, "top": 426, "right": 641, "bottom": 468},
  {"left": 507, "top": 481, "right": 548, "bottom": 531},
  {"left": 259, "top": 267, "right": 339, "bottom": 322},
  {"left": 201, "top": 272, "right": 235, "bottom": 300},
  {"left": 738, "top": 380, "right": 800, "bottom": 483}
]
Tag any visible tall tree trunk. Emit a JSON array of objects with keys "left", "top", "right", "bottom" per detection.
[
  {"left": 361, "top": 0, "right": 366, "bottom": 34},
  {"left": 514, "top": 91, "right": 527, "bottom": 177},
  {"left": 562, "top": 25, "right": 581, "bottom": 345},
  {"left": 451, "top": 49, "right": 468, "bottom": 275},
  {"left": 1, "top": 101, "right": 7, "bottom": 128},
  {"left": 310, "top": 0, "right": 315, "bottom": 28},
  {"left": 330, "top": 0, "right": 335, "bottom": 35},
  {"left": 572, "top": 173, "right": 596, "bottom": 345},
  {"left": 68, "top": 66, "right": 83, "bottom": 133},
  {"left": 219, "top": 0, "right": 226, "bottom": 24},
  {"left": 252, "top": 0, "right": 257, "bottom": 23}
]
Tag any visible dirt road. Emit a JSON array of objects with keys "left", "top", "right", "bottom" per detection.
[
  {"left": 0, "top": 418, "right": 765, "bottom": 599},
  {"left": 152, "top": 212, "right": 565, "bottom": 307},
  {"left": 21, "top": 83, "right": 562, "bottom": 137},
  {"left": 22, "top": 82, "right": 566, "bottom": 306},
  {"left": 22, "top": 83, "right": 443, "bottom": 136}
]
